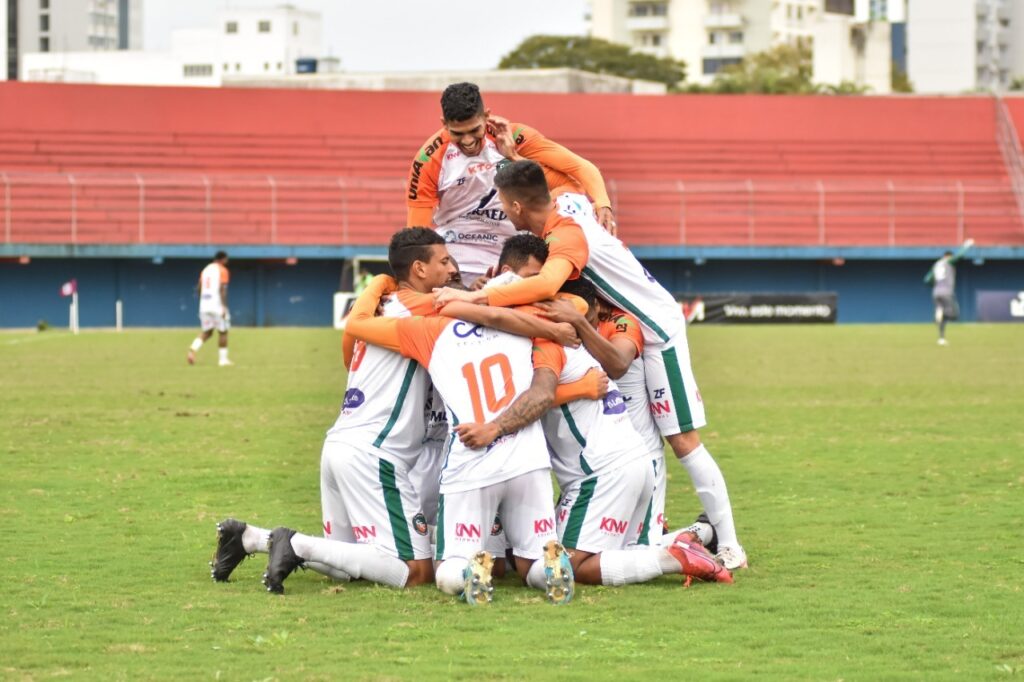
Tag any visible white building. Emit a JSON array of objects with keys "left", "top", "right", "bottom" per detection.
[
  {"left": 908, "top": 0, "right": 1024, "bottom": 93},
  {"left": 588, "top": 0, "right": 893, "bottom": 92},
  {"left": 2, "top": 0, "right": 142, "bottom": 81},
  {"left": 20, "top": 4, "right": 322, "bottom": 86}
]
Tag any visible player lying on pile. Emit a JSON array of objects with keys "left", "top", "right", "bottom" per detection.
[
  {"left": 435, "top": 160, "right": 747, "bottom": 570},
  {"left": 209, "top": 229, "right": 594, "bottom": 599}
]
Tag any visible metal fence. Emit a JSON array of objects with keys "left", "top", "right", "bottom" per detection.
[{"left": 1, "top": 172, "right": 1021, "bottom": 247}]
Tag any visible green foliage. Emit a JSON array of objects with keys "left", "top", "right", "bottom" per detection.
[
  {"left": 499, "top": 35, "right": 686, "bottom": 88},
  {"left": 892, "top": 64, "right": 914, "bottom": 93},
  {"left": 1, "top": 326, "right": 1023, "bottom": 679},
  {"left": 1010, "top": 75, "right": 1024, "bottom": 92}
]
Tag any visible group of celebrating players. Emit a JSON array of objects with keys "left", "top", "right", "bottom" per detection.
[{"left": 209, "top": 83, "right": 746, "bottom": 605}]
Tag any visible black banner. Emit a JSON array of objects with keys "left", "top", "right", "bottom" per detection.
[{"left": 676, "top": 293, "right": 838, "bottom": 324}]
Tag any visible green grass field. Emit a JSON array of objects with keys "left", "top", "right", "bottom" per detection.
[{"left": 2, "top": 324, "right": 1022, "bottom": 681}]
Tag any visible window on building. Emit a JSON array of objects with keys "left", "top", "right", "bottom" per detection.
[
  {"left": 797, "top": 6, "right": 803, "bottom": 19},
  {"left": 825, "top": 0, "right": 854, "bottom": 15},
  {"left": 39, "top": 36, "right": 49, "bottom": 51},
  {"left": 293, "top": 21, "right": 299, "bottom": 35},
  {"left": 703, "top": 57, "right": 742, "bottom": 75},
  {"left": 729, "top": 31, "right": 744, "bottom": 44},
  {"left": 258, "top": 20, "right": 271, "bottom": 33},
  {"left": 235, "top": 63, "right": 241, "bottom": 71},
  {"left": 183, "top": 64, "right": 213, "bottom": 78},
  {"left": 709, "top": 32, "right": 719, "bottom": 44},
  {"left": 40, "top": 14, "right": 48, "bottom": 31},
  {"left": 264, "top": 62, "right": 270, "bottom": 71},
  {"left": 225, "top": 21, "right": 238, "bottom": 34},
  {"left": 651, "top": 33, "right": 662, "bottom": 46},
  {"left": 40, "top": 0, "right": 49, "bottom": 7},
  {"left": 223, "top": 63, "right": 229, "bottom": 71},
  {"left": 276, "top": 62, "right": 283, "bottom": 70}
]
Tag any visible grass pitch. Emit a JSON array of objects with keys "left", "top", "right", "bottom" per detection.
[{"left": 2, "top": 324, "right": 1022, "bottom": 680}]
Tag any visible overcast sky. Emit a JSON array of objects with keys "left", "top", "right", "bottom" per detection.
[{"left": 144, "top": 0, "right": 590, "bottom": 71}]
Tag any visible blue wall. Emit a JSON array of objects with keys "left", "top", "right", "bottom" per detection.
[{"left": 2, "top": 254, "right": 1021, "bottom": 327}]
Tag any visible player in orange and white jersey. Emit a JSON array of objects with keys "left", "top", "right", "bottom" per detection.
[
  {"left": 187, "top": 251, "right": 232, "bottom": 366},
  {"left": 406, "top": 82, "right": 615, "bottom": 284},
  {"left": 435, "top": 160, "right": 748, "bottom": 571}
]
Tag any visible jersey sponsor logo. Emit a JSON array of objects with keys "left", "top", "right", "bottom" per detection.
[
  {"left": 455, "top": 522, "right": 482, "bottom": 539},
  {"left": 441, "top": 229, "right": 500, "bottom": 243},
  {"left": 533, "top": 518, "right": 554, "bottom": 534},
  {"left": 602, "top": 390, "right": 627, "bottom": 415},
  {"left": 558, "top": 508, "right": 569, "bottom": 523},
  {"left": 650, "top": 400, "right": 672, "bottom": 416},
  {"left": 353, "top": 525, "right": 377, "bottom": 540},
  {"left": 412, "top": 513, "right": 429, "bottom": 536},
  {"left": 323, "top": 520, "right": 332, "bottom": 535},
  {"left": 343, "top": 388, "right": 365, "bottom": 410},
  {"left": 428, "top": 409, "right": 447, "bottom": 424},
  {"left": 599, "top": 517, "right": 629, "bottom": 535},
  {"left": 408, "top": 135, "right": 443, "bottom": 200},
  {"left": 445, "top": 149, "right": 460, "bottom": 161},
  {"left": 642, "top": 267, "right": 657, "bottom": 284},
  {"left": 467, "top": 161, "right": 494, "bottom": 175},
  {"left": 464, "top": 208, "right": 507, "bottom": 222},
  {"left": 452, "top": 321, "right": 484, "bottom": 338}
]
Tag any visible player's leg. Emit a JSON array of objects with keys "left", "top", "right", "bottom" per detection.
[
  {"left": 434, "top": 484, "right": 500, "bottom": 604},
  {"left": 188, "top": 317, "right": 215, "bottom": 364},
  {"left": 644, "top": 330, "right": 746, "bottom": 570},
  {"left": 501, "top": 469, "right": 574, "bottom": 604},
  {"left": 210, "top": 517, "right": 272, "bottom": 581},
  {"left": 216, "top": 315, "right": 232, "bottom": 366}
]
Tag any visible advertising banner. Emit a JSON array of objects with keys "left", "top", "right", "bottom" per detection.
[
  {"left": 976, "top": 290, "right": 1024, "bottom": 322},
  {"left": 677, "top": 293, "right": 838, "bottom": 324}
]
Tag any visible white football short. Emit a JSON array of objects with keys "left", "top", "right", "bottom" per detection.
[
  {"left": 199, "top": 310, "right": 229, "bottom": 333},
  {"left": 435, "top": 468, "right": 557, "bottom": 562},
  {"left": 319, "top": 440, "right": 432, "bottom": 561},
  {"left": 647, "top": 451, "right": 667, "bottom": 546},
  {"left": 643, "top": 327, "right": 707, "bottom": 435},
  {"left": 556, "top": 457, "right": 655, "bottom": 554}
]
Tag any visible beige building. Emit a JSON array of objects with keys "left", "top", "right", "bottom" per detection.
[{"left": 588, "top": 0, "right": 893, "bottom": 92}]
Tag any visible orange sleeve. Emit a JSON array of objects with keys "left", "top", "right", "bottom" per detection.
[
  {"left": 601, "top": 311, "right": 644, "bottom": 357},
  {"left": 396, "top": 288, "right": 438, "bottom": 317},
  {"left": 515, "top": 125, "right": 611, "bottom": 209},
  {"left": 484, "top": 256, "right": 576, "bottom": 308},
  {"left": 396, "top": 317, "right": 451, "bottom": 366},
  {"left": 405, "top": 129, "right": 447, "bottom": 224},
  {"left": 544, "top": 221, "right": 589, "bottom": 276},
  {"left": 531, "top": 338, "right": 566, "bottom": 376},
  {"left": 554, "top": 369, "right": 603, "bottom": 406},
  {"left": 219, "top": 264, "right": 230, "bottom": 284},
  {"left": 342, "top": 275, "right": 401, "bottom": 352}
]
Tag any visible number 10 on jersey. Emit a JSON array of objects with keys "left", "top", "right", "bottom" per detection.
[{"left": 460, "top": 353, "right": 515, "bottom": 423}]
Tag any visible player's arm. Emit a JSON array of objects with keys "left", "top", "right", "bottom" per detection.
[
  {"left": 517, "top": 135, "right": 611, "bottom": 214},
  {"left": 553, "top": 368, "right": 609, "bottom": 406},
  {"left": 454, "top": 368, "right": 558, "bottom": 449},
  {"left": 949, "top": 238, "right": 975, "bottom": 264},
  {"left": 438, "top": 300, "right": 579, "bottom": 348},
  {"left": 434, "top": 258, "right": 576, "bottom": 308},
  {"left": 405, "top": 133, "right": 444, "bottom": 227},
  {"left": 536, "top": 299, "right": 636, "bottom": 379},
  {"left": 219, "top": 283, "right": 228, "bottom": 309},
  {"left": 343, "top": 274, "right": 403, "bottom": 352},
  {"left": 923, "top": 267, "right": 934, "bottom": 284}
]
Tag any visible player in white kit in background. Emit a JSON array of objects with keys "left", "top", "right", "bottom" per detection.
[{"left": 188, "top": 251, "right": 232, "bottom": 366}]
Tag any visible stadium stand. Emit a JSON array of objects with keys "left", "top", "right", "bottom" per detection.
[{"left": 0, "top": 83, "right": 1021, "bottom": 248}]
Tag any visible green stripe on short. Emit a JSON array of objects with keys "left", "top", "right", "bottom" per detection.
[
  {"left": 637, "top": 496, "right": 654, "bottom": 546},
  {"left": 661, "top": 346, "right": 694, "bottom": 432},
  {"left": 435, "top": 495, "right": 445, "bottom": 561},
  {"left": 561, "top": 477, "right": 597, "bottom": 549},
  {"left": 378, "top": 459, "right": 414, "bottom": 561}
]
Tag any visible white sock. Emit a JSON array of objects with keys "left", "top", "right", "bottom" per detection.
[
  {"left": 659, "top": 522, "right": 713, "bottom": 547},
  {"left": 525, "top": 559, "right": 548, "bottom": 590},
  {"left": 290, "top": 532, "right": 409, "bottom": 588},
  {"left": 242, "top": 524, "right": 270, "bottom": 554},
  {"left": 305, "top": 561, "right": 352, "bottom": 582},
  {"left": 599, "top": 548, "right": 668, "bottom": 585},
  {"left": 679, "top": 444, "right": 739, "bottom": 549},
  {"left": 190, "top": 338, "right": 203, "bottom": 352},
  {"left": 435, "top": 558, "right": 468, "bottom": 595},
  {"left": 218, "top": 348, "right": 229, "bottom": 363}
]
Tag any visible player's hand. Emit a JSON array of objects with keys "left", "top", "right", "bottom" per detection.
[
  {"left": 454, "top": 422, "right": 501, "bottom": 449},
  {"left": 535, "top": 298, "right": 586, "bottom": 326},
  {"left": 487, "top": 114, "right": 520, "bottom": 161},
  {"left": 964, "top": 238, "right": 975, "bottom": 249},
  {"left": 433, "top": 286, "right": 484, "bottom": 309},
  {"left": 595, "top": 206, "right": 617, "bottom": 236},
  {"left": 471, "top": 266, "right": 495, "bottom": 291},
  {"left": 581, "top": 368, "right": 610, "bottom": 400},
  {"left": 551, "top": 322, "right": 581, "bottom": 348}
]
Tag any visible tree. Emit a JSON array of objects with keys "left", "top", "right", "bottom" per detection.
[
  {"left": 892, "top": 64, "right": 914, "bottom": 93},
  {"left": 498, "top": 35, "right": 686, "bottom": 88}
]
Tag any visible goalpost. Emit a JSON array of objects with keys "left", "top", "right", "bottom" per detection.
[{"left": 333, "top": 254, "right": 390, "bottom": 330}]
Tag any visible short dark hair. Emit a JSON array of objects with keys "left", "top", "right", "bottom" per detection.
[
  {"left": 944, "top": 250, "right": 953, "bottom": 257},
  {"left": 559, "top": 277, "right": 597, "bottom": 312},
  {"left": 388, "top": 228, "right": 445, "bottom": 281},
  {"left": 214, "top": 251, "right": 228, "bottom": 261},
  {"left": 494, "top": 160, "right": 550, "bottom": 208},
  {"left": 441, "top": 82, "right": 484, "bottom": 122},
  {"left": 497, "top": 233, "right": 548, "bottom": 273}
]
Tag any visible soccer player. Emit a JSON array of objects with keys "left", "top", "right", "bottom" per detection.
[
  {"left": 188, "top": 251, "right": 232, "bottom": 366},
  {"left": 406, "top": 82, "right": 615, "bottom": 284},
  {"left": 341, "top": 275, "right": 585, "bottom": 605},
  {"left": 925, "top": 239, "right": 973, "bottom": 345},
  {"left": 435, "top": 160, "right": 748, "bottom": 570},
  {"left": 210, "top": 229, "right": 579, "bottom": 594}
]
